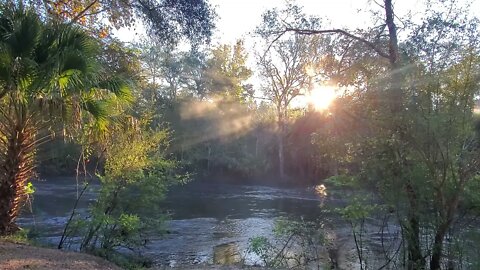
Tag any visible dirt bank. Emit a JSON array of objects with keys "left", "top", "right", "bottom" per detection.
[{"left": 0, "top": 241, "right": 120, "bottom": 270}]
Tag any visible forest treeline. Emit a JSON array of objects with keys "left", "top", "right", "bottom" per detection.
[
  {"left": 1, "top": 0, "right": 480, "bottom": 269},
  {"left": 37, "top": 29, "right": 338, "bottom": 184}
]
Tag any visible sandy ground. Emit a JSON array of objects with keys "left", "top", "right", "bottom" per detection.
[
  {"left": 0, "top": 241, "right": 270, "bottom": 270},
  {"left": 156, "top": 266, "right": 270, "bottom": 270},
  {"left": 0, "top": 241, "right": 120, "bottom": 270}
]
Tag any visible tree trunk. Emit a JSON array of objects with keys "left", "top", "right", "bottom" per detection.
[
  {"left": 277, "top": 109, "right": 285, "bottom": 180},
  {"left": 430, "top": 194, "right": 460, "bottom": 270},
  {"left": 384, "top": 0, "right": 404, "bottom": 114},
  {"left": 386, "top": 0, "right": 422, "bottom": 266},
  {"left": 406, "top": 214, "right": 425, "bottom": 270},
  {"left": 384, "top": 0, "right": 399, "bottom": 67},
  {"left": 430, "top": 224, "right": 448, "bottom": 270},
  {"left": 207, "top": 144, "right": 211, "bottom": 172},
  {"left": 405, "top": 183, "right": 425, "bottom": 270},
  {"left": 277, "top": 131, "right": 285, "bottom": 180},
  {"left": 0, "top": 110, "right": 35, "bottom": 235},
  {"left": 255, "top": 133, "right": 259, "bottom": 158}
]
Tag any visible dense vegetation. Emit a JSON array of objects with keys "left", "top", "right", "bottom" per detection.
[{"left": 0, "top": 0, "right": 480, "bottom": 269}]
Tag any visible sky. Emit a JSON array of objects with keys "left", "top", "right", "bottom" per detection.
[
  {"left": 117, "top": 0, "right": 480, "bottom": 46},
  {"left": 114, "top": 0, "right": 480, "bottom": 107},
  {"left": 208, "top": 0, "right": 423, "bottom": 45},
  {"left": 203, "top": 0, "right": 480, "bottom": 107},
  {"left": 116, "top": 0, "right": 417, "bottom": 43}
]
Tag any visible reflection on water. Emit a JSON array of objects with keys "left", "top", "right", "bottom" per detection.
[
  {"left": 18, "top": 178, "right": 362, "bottom": 267},
  {"left": 213, "top": 242, "right": 241, "bottom": 265},
  {"left": 143, "top": 182, "right": 335, "bottom": 266}
]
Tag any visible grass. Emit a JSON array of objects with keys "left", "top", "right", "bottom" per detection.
[{"left": 0, "top": 228, "right": 33, "bottom": 244}]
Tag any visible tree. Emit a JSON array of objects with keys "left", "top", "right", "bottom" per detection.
[
  {"left": 257, "top": 35, "right": 320, "bottom": 180},
  {"left": 204, "top": 40, "right": 252, "bottom": 101},
  {"left": 76, "top": 125, "right": 183, "bottom": 258},
  {"left": 260, "top": 0, "right": 480, "bottom": 268},
  {"left": 257, "top": 0, "right": 401, "bottom": 109},
  {"left": 138, "top": 40, "right": 258, "bottom": 178},
  {"left": 139, "top": 43, "right": 187, "bottom": 101},
  {"left": 31, "top": 0, "right": 215, "bottom": 44},
  {"left": 0, "top": 3, "right": 132, "bottom": 235}
]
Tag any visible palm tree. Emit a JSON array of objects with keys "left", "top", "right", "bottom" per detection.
[{"left": 0, "top": 3, "right": 132, "bottom": 235}]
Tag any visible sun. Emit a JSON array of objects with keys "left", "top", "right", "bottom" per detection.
[{"left": 307, "top": 85, "right": 337, "bottom": 111}]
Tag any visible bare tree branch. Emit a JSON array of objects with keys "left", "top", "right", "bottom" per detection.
[
  {"left": 69, "top": 0, "right": 100, "bottom": 24},
  {"left": 284, "top": 27, "right": 391, "bottom": 59}
]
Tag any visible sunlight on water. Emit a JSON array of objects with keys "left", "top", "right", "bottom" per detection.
[
  {"left": 315, "top": 184, "right": 327, "bottom": 208},
  {"left": 315, "top": 184, "right": 327, "bottom": 197}
]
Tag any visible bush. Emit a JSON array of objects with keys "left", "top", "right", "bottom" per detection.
[{"left": 60, "top": 127, "right": 186, "bottom": 267}]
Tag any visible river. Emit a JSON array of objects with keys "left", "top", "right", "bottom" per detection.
[{"left": 17, "top": 177, "right": 397, "bottom": 269}]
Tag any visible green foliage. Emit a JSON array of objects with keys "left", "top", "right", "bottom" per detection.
[
  {"left": 205, "top": 40, "right": 253, "bottom": 101},
  {"left": 252, "top": 2, "right": 480, "bottom": 267},
  {"left": 136, "top": 40, "right": 278, "bottom": 180},
  {"left": 336, "top": 197, "right": 380, "bottom": 269},
  {"left": 60, "top": 125, "right": 185, "bottom": 263},
  {"left": 337, "top": 197, "right": 379, "bottom": 224},
  {"left": 24, "top": 182, "right": 35, "bottom": 195},
  {"left": 28, "top": 0, "right": 215, "bottom": 46},
  {"left": 0, "top": 2, "right": 133, "bottom": 235},
  {"left": 248, "top": 218, "right": 326, "bottom": 268},
  {"left": 0, "top": 228, "right": 32, "bottom": 244},
  {"left": 4, "top": 1, "right": 480, "bottom": 268},
  {"left": 462, "top": 175, "right": 480, "bottom": 211},
  {"left": 248, "top": 236, "right": 274, "bottom": 265},
  {"left": 324, "top": 175, "right": 358, "bottom": 189}
]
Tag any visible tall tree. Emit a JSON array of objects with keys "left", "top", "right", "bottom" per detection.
[
  {"left": 204, "top": 40, "right": 252, "bottom": 101},
  {"left": 260, "top": 0, "right": 480, "bottom": 268},
  {"left": 258, "top": 35, "right": 319, "bottom": 180},
  {"left": 29, "top": 0, "right": 215, "bottom": 44},
  {"left": 0, "top": 4, "right": 132, "bottom": 235}
]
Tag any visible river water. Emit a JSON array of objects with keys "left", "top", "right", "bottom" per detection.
[{"left": 18, "top": 177, "right": 396, "bottom": 268}]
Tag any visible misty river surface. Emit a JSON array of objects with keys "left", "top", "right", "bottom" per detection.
[{"left": 18, "top": 177, "right": 371, "bottom": 267}]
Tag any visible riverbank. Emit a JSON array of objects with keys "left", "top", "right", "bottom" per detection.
[
  {"left": 0, "top": 240, "right": 120, "bottom": 270},
  {"left": 0, "top": 240, "right": 272, "bottom": 270}
]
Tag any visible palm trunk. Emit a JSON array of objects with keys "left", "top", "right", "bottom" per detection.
[{"left": 0, "top": 107, "right": 36, "bottom": 235}]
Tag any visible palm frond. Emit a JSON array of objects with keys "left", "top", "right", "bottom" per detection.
[
  {"left": 83, "top": 99, "right": 109, "bottom": 131},
  {"left": 97, "top": 76, "right": 135, "bottom": 103}
]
